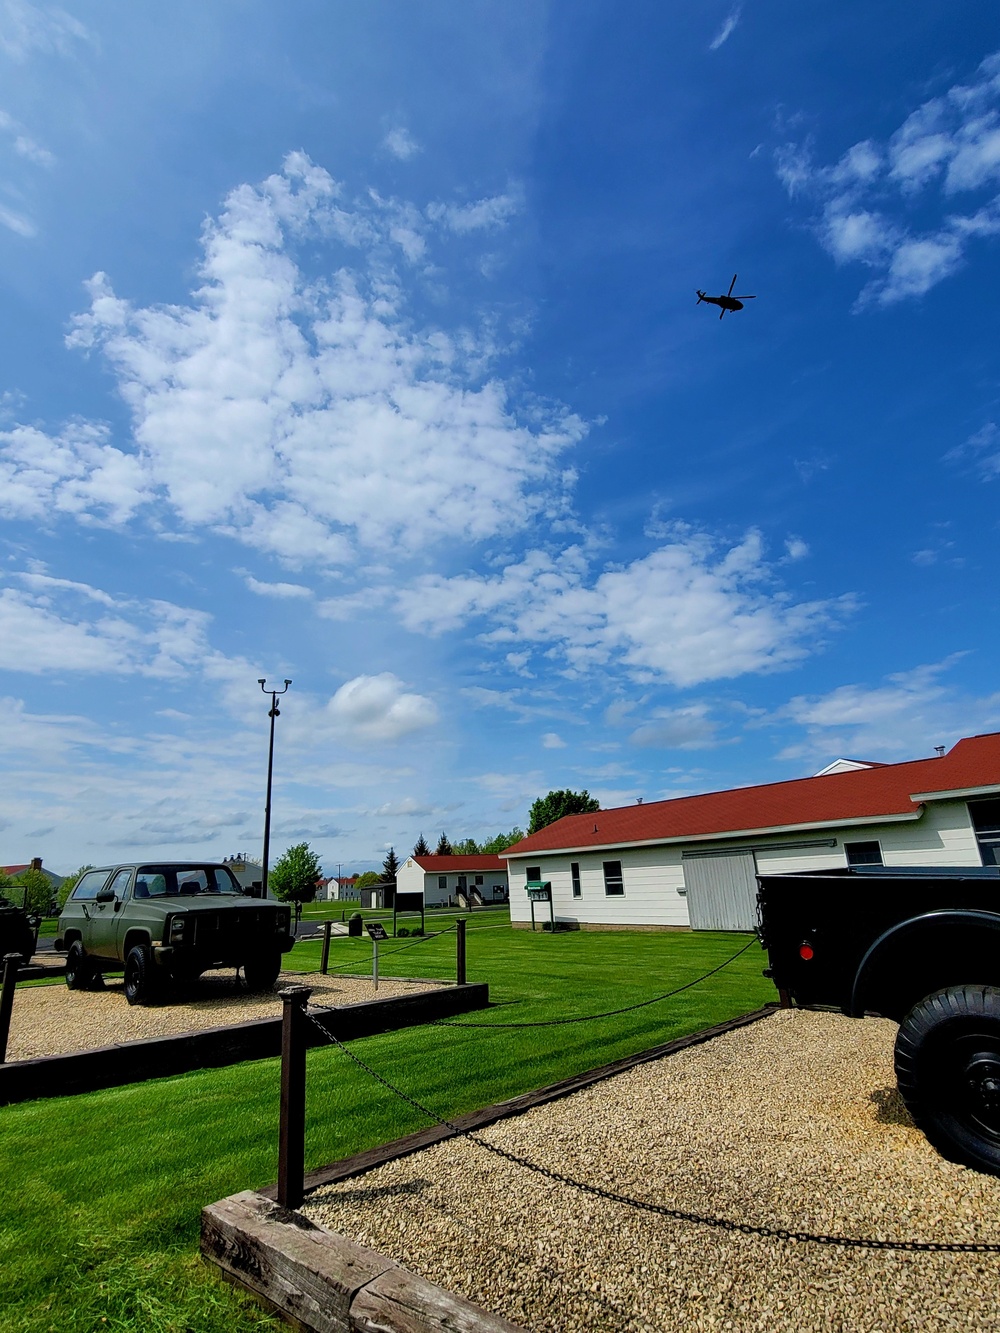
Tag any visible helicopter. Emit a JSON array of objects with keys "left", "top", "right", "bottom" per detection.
[{"left": 696, "top": 273, "right": 756, "bottom": 319}]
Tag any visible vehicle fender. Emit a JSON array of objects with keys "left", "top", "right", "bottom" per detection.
[
  {"left": 850, "top": 909, "right": 1000, "bottom": 1017},
  {"left": 121, "top": 927, "right": 153, "bottom": 960}
]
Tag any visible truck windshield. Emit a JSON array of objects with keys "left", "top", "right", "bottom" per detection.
[{"left": 134, "top": 866, "right": 244, "bottom": 897}]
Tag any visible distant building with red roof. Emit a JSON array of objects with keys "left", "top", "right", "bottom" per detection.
[
  {"left": 502, "top": 732, "right": 1000, "bottom": 931},
  {"left": 397, "top": 854, "right": 509, "bottom": 907}
]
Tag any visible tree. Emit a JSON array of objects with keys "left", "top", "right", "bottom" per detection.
[
  {"left": 452, "top": 837, "right": 480, "bottom": 855},
  {"left": 435, "top": 833, "right": 453, "bottom": 855},
  {"left": 480, "top": 828, "right": 525, "bottom": 854},
  {"left": 14, "top": 867, "right": 54, "bottom": 915},
  {"left": 269, "top": 842, "right": 323, "bottom": 905},
  {"left": 528, "top": 789, "right": 600, "bottom": 835},
  {"left": 58, "top": 865, "right": 94, "bottom": 909},
  {"left": 381, "top": 846, "right": 400, "bottom": 882},
  {"left": 413, "top": 834, "right": 430, "bottom": 857},
  {"left": 353, "top": 871, "right": 381, "bottom": 891}
]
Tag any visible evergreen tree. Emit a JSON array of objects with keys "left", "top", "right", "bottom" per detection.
[
  {"left": 413, "top": 833, "right": 430, "bottom": 856},
  {"left": 527, "top": 789, "right": 600, "bottom": 835},
  {"left": 435, "top": 832, "right": 453, "bottom": 855},
  {"left": 381, "top": 846, "right": 400, "bottom": 881},
  {"left": 269, "top": 842, "right": 323, "bottom": 904}
]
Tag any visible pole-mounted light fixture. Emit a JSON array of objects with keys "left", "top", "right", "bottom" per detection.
[{"left": 259, "top": 678, "right": 292, "bottom": 899}]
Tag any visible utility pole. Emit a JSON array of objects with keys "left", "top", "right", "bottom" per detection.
[{"left": 259, "top": 678, "right": 291, "bottom": 899}]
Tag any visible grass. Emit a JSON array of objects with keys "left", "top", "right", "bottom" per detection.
[{"left": 0, "top": 926, "right": 773, "bottom": 1332}]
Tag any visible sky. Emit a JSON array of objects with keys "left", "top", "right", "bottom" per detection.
[{"left": 2, "top": 1, "right": 1000, "bottom": 877}]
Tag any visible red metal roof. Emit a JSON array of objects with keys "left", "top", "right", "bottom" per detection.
[
  {"left": 504, "top": 732, "right": 1000, "bottom": 856},
  {"left": 412, "top": 855, "right": 507, "bottom": 872}
]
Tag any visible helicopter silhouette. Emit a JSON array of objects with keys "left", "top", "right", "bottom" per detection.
[{"left": 696, "top": 273, "right": 756, "bottom": 319}]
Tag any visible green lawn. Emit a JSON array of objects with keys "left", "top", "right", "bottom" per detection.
[{"left": 0, "top": 926, "right": 773, "bottom": 1332}]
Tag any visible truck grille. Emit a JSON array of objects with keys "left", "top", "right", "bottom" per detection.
[{"left": 188, "top": 908, "right": 277, "bottom": 955}]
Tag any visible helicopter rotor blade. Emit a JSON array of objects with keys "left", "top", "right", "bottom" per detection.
[
  {"left": 719, "top": 307, "right": 725, "bottom": 320},
  {"left": 734, "top": 295, "right": 756, "bottom": 300},
  {"left": 727, "top": 273, "right": 737, "bottom": 297}
]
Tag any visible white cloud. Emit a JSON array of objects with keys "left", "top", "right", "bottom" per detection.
[
  {"left": 541, "top": 732, "right": 566, "bottom": 749},
  {"left": 628, "top": 704, "right": 721, "bottom": 750},
  {"left": 0, "top": 109, "right": 53, "bottom": 164},
  {"left": 776, "top": 50, "right": 1000, "bottom": 303},
  {"left": 0, "top": 201, "right": 34, "bottom": 236},
  {"left": 401, "top": 528, "right": 852, "bottom": 688},
  {"left": 0, "top": 0, "right": 91, "bottom": 62},
  {"left": 0, "top": 153, "right": 582, "bottom": 562},
  {"left": 947, "top": 421, "right": 1000, "bottom": 479},
  {"left": 784, "top": 537, "right": 809, "bottom": 561},
  {"left": 325, "top": 672, "right": 439, "bottom": 742},
  {"left": 383, "top": 127, "right": 420, "bottom": 160},
  {"left": 775, "top": 659, "right": 1000, "bottom": 761},
  {"left": 242, "top": 574, "right": 313, "bottom": 599},
  {"left": 427, "top": 187, "right": 522, "bottom": 234},
  {"left": 709, "top": 6, "right": 741, "bottom": 51}
]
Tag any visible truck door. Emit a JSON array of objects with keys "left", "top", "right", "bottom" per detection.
[{"left": 88, "top": 867, "right": 133, "bottom": 959}]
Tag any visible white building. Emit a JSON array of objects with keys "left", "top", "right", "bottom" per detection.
[
  {"left": 503, "top": 731, "right": 1000, "bottom": 931},
  {"left": 396, "top": 854, "right": 510, "bottom": 907}
]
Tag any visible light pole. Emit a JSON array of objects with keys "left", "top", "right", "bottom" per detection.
[{"left": 259, "top": 678, "right": 291, "bottom": 900}]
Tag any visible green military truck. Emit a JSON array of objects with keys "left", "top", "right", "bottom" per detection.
[{"left": 56, "top": 862, "right": 294, "bottom": 1004}]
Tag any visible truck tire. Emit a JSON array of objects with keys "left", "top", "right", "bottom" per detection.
[
  {"left": 65, "top": 942, "right": 103, "bottom": 991},
  {"left": 241, "top": 952, "right": 282, "bottom": 992},
  {"left": 123, "top": 945, "right": 161, "bottom": 1006},
  {"left": 895, "top": 985, "right": 1000, "bottom": 1176}
]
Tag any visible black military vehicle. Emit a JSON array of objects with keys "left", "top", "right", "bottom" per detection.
[
  {"left": 757, "top": 865, "right": 1000, "bottom": 1176},
  {"left": 0, "top": 895, "right": 37, "bottom": 963}
]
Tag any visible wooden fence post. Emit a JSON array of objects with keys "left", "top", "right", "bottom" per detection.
[
  {"left": 456, "top": 918, "right": 467, "bottom": 987},
  {"left": 320, "top": 920, "right": 332, "bottom": 976},
  {"left": 277, "top": 984, "right": 312, "bottom": 1210},
  {"left": 0, "top": 953, "right": 20, "bottom": 1064}
]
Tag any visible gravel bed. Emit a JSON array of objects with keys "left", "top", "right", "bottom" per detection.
[
  {"left": 6, "top": 970, "right": 446, "bottom": 1062},
  {"left": 304, "top": 1008, "right": 1000, "bottom": 1332}
]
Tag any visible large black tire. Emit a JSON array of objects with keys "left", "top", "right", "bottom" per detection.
[
  {"left": 241, "top": 952, "right": 282, "bottom": 992},
  {"left": 895, "top": 985, "right": 1000, "bottom": 1176},
  {"left": 65, "top": 941, "right": 103, "bottom": 991},
  {"left": 123, "top": 945, "right": 160, "bottom": 1006}
]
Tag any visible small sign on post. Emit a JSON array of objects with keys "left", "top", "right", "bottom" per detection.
[
  {"left": 524, "top": 881, "right": 554, "bottom": 932},
  {"left": 365, "top": 921, "right": 388, "bottom": 990}
]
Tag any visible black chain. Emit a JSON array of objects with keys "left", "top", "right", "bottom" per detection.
[
  {"left": 305, "top": 923, "right": 458, "bottom": 976},
  {"left": 434, "top": 937, "right": 757, "bottom": 1028},
  {"left": 302, "top": 1006, "right": 1000, "bottom": 1254}
]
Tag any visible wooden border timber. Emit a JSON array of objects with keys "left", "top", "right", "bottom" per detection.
[
  {"left": 0, "top": 982, "right": 488, "bottom": 1106},
  {"left": 202, "top": 1191, "right": 526, "bottom": 1333},
  {"left": 260, "top": 1004, "right": 777, "bottom": 1201}
]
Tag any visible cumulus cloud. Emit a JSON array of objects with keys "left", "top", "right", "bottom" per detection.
[
  {"left": 628, "top": 704, "right": 721, "bottom": 750},
  {"left": 242, "top": 574, "right": 313, "bottom": 599},
  {"left": 325, "top": 672, "right": 439, "bottom": 742},
  {"left": 426, "top": 187, "right": 522, "bottom": 233},
  {"left": 541, "top": 732, "right": 566, "bottom": 748},
  {"left": 399, "top": 527, "right": 852, "bottom": 688},
  {"left": 383, "top": 127, "right": 420, "bottom": 160},
  {"left": 2, "top": 153, "right": 582, "bottom": 563},
  {"left": 776, "top": 50, "right": 1000, "bottom": 303}
]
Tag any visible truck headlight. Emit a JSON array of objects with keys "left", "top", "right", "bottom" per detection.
[
  {"left": 275, "top": 910, "right": 289, "bottom": 932},
  {"left": 168, "top": 915, "right": 186, "bottom": 944}
]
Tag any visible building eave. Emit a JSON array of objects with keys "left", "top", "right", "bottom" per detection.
[
  {"left": 910, "top": 784, "right": 1000, "bottom": 802},
  {"left": 502, "top": 808, "right": 925, "bottom": 860}
]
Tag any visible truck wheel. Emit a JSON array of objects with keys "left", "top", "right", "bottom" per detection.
[
  {"left": 123, "top": 945, "right": 160, "bottom": 1006},
  {"left": 65, "top": 942, "right": 103, "bottom": 992},
  {"left": 895, "top": 985, "right": 1000, "bottom": 1176},
  {"left": 241, "top": 953, "right": 282, "bottom": 992}
]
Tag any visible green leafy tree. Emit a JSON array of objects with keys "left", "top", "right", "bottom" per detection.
[
  {"left": 527, "top": 789, "right": 600, "bottom": 835},
  {"left": 14, "top": 867, "right": 54, "bottom": 915},
  {"left": 0, "top": 869, "right": 14, "bottom": 899},
  {"left": 58, "top": 865, "right": 94, "bottom": 909},
  {"left": 381, "top": 846, "right": 400, "bottom": 882},
  {"left": 269, "top": 842, "right": 323, "bottom": 905},
  {"left": 353, "top": 871, "right": 381, "bottom": 891},
  {"left": 480, "top": 828, "right": 525, "bottom": 854},
  {"left": 435, "top": 833, "right": 453, "bottom": 855},
  {"left": 452, "top": 837, "right": 480, "bottom": 855},
  {"left": 412, "top": 834, "right": 430, "bottom": 857}
]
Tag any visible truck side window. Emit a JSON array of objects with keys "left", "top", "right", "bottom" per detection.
[
  {"left": 72, "top": 870, "right": 111, "bottom": 901},
  {"left": 845, "top": 840, "right": 883, "bottom": 866}
]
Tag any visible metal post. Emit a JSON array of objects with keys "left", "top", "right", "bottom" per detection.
[
  {"left": 258, "top": 678, "right": 291, "bottom": 900},
  {"left": 456, "top": 917, "right": 467, "bottom": 986},
  {"left": 320, "top": 921, "right": 332, "bottom": 976},
  {"left": 0, "top": 953, "right": 21, "bottom": 1064},
  {"left": 373, "top": 938, "right": 379, "bottom": 992},
  {"left": 277, "top": 984, "right": 312, "bottom": 1210}
]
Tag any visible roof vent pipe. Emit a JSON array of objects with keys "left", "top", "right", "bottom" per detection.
[
  {"left": 636, "top": 797, "right": 643, "bottom": 804},
  {"left": 934, "top": 745, "right": 946, "bottom": 758}
]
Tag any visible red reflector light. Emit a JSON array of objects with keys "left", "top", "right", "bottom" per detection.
[{"left": 799, "top": 943, "right": 814, "bottom": 961}]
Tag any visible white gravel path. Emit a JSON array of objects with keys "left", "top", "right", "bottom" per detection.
[
  {"left": 304, "top": 1008, "right": 1000, "bottom": 1333},
  {"left": 5, "top": 970, "right": 446, "bottom": 1061}
]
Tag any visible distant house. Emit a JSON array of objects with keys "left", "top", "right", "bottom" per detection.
[
  {"left": 1, "top": 857, "right": 63, "bottom": 889},
  {"left": 396, "top": 855, "right": 509, "bottom": 907},
  {"left": 331, "top": 875, "right": 361, "bottom": 902},
  {"left": 502, "top": 731, "right": 1000, "bottom": 932}
]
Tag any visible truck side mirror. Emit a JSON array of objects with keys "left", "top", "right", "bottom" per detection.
[{"left": 96, "top": 889, "right": 115, "bottom": 903}]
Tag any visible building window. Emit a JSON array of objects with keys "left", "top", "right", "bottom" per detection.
[
  {"left": 571, "top": 862, "right": 582, "bottom": 898},
  {"left": 475, "top": 875, "right": 484, "bottom": 885},
  {"left": 526, "top": 866, "right": 541, "bottom": 882},
  {"left": 845, "top": 840, "right": 883, "bottom": 867},
  {"left": 603, "top": 860, "right": 625, "bottom": 896},
  {"left": 438, "top": 876, "right": 447, "bottom": 890},
  {"left": 969, "top": 799, "right": 1000, "bottom": 865}
]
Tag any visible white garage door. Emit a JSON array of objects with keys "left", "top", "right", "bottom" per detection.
[{"left": 682, "top": 851, "right": 758, "bottom": 932}]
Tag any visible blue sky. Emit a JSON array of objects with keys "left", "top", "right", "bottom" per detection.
[{"left": 2, "top": 1, "right": 999, "bottom": 876}]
